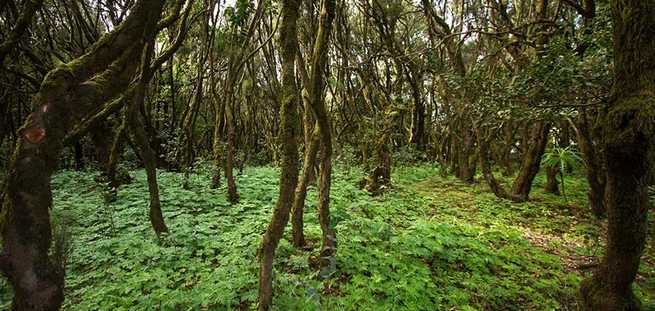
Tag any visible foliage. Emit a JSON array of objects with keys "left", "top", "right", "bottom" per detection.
[
  {"left": 542, "top": 146, "right": 584, "bottom": 199},
  {"left": 1, "top": 165, "right": 652, "bottom": 310}
]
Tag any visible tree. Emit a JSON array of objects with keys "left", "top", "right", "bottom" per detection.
[
  {"left": 580, "top": 0, "right": 655, "bottom": 309},
  {"left": 0, "top": 1, "right": 168, "bottom": 308},
  {"left": 257, "top": 0, "right": 301, "bottom": 309}
]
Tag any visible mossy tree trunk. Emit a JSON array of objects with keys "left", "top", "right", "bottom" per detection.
[
  {"left": 572, "top": 109, "right": 606, "bottom": 217},
  {"left": 258, "top": 0, "right": 301, "bottom": 308},
  {"left": 224, "top": 89, "right": 240, "bottom": 203},
  {"left": 291, "top": 50, "right": 318, "bottom": 249},
  {"left": 291, "top": 126, "right": 319, "bottom": 248},
  {"left": 106, "top": 111, "right": 130, "bottom": 189},
  {"left": 581, "top": 0, "right": 654, "bottom": 309},
  {"left": 307, "top": 0, "right": 337, "bottom": 261},
  {"left": 0, "top": 0, "right": 166, "bottom": 308}
]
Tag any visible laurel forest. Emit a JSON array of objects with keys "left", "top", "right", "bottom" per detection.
[{"left": 0, "top": 0, "right": 653, "bottom": 310}]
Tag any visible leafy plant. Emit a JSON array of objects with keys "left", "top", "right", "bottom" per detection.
[
  {"left": 2, "top": 165, "right": 652, "bottom": 310},
  {"left": 542, "top": 146, "right": 583, "bottom": 200}
]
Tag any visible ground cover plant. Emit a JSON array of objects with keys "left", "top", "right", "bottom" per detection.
[
  {"left": 1, "top": 165, "right": 652, "bottom": 310},
  {"left": 1, "top": 0, "right": 654, "bottom": 310}
]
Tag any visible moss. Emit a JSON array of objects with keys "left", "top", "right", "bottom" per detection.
[{"left": 603, "top": 95, "right": 655, "bottom": 145}]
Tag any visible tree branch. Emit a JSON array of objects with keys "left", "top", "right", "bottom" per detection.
[{"left": 0, "top": 0, "right": 44, "bottom": 65}]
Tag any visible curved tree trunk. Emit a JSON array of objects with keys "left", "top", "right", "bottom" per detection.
[
  {"left": 581, "top": 1, "right": 654, "bottom": 309},
  {"left": 571, "top": 109, "right": 606, "bottom": 217},
  {"left": 128, "top": 41, "right": 168, "bottom": 236},
  {"left": 476, "top": 127, "right": 511, "bottom": 200},
  {"left": 106, "top": 111, "right": 131, "bottom": 191},
  {"left": 309, "top": 0, "right": 337, "bottom": 261},
  {"left": 291, "top": 127, "right": 319, "bottom": 248},
  {"left": 510, "top": 121, "right": 550, "bottom": 202},
  {"left": 258, "top": 0, "right": 301, "bottom": 308}
]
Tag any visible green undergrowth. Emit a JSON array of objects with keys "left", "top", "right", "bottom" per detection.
[{"left": 0, "top": 165, "right": 653, "bottom": 310}]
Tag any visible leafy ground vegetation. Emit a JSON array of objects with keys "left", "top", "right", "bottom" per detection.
[{"left": 1, "top": 165, "right": 652, "bottom": 310}]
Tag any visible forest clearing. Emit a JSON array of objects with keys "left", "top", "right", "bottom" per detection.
[{"left": 1, "top": 0, "right": 654, "bottom": 310}]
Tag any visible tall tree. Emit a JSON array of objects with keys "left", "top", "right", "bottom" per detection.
[
  {"left": 258, "top": 0, "right": 301, "bottom": 309},
  {"left": 0, "top": 0, "right": 167, "bottom": 308},
  {"left": 581, "top": 0, "right": 654, "bottom": 309}
]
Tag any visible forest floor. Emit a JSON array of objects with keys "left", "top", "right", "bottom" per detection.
[{"left": 0, "top": 164, "right": 653, "bottom": 310}]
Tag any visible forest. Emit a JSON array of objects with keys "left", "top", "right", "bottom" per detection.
[{"left": 0, "top": 0, "right": 653, "bottom": 310}]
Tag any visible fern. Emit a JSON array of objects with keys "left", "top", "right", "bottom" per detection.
[{"left": 542, "top": 146, "right": 583, "bottom": 200}]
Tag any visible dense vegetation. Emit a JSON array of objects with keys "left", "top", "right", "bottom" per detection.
[
  {"left": 0, "top": 0, "right": 653, "bottom": 310},
  {"left": 1, "top": 165, "right": 653, "bottom": 309}
]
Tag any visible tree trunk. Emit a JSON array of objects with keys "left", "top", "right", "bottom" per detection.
[
  {"left": 581, "top": 1, "right": 654, "bottom": 309},
  {"left": 572, "top": 109, "right": 606, "bottom": 217},
  {"left": 89, "top": 120, "right": 113, "bottom": 170},
  {"left": 476, "top": 127, "right": 511, "bottom": 200},
  {"left": 544, "top": 166, "right": 560, "bottom": 195},
  {"left": 291, "top": 128, "right": 319, "bottom": 248},
  {"left": 128, "top": 41, "right": 168, "bottom": 236},
  {"left": 74, "top": 142, "right": 85, "bottom": 171},
  {"left": 510, "top": 121, "right": 550, "bottom": 202},
  {"left": 106, "top": 111, "right": 130, "bottom": 189},
  {"left": 0, "top": 1, "right": 166, "bottom": 308},
  {"left": 309, "top": 0, "right": 337, "bottom": 261},
  {"left": 224, "top": 94, "right": 239, "bottom": 203},
  {"left": 211, "top": 103, "right": 224, "bottom": 189},
  {"left": 457, "top": 128, "right": 475, "bottom": 184},
  {"left": 258, "top": 0, "right": 301, "bottom": 308}
]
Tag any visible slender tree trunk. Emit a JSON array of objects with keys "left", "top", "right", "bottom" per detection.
[
  {"left": 581, "top": 1, "right": 654, "bottom": 309},
  {"left": 309, "top": 0, "right": 337, "bottom": 261},
  {"left": 211, "top": 103, "right": 224, "bottom": 189},
  {"left": 258, "top": 0, "right": 301, "bottom": 308},
  {"left": 74, "top": 142, "right": 85, "bottom": 171},
  {"left": 128, "top": 41, "right": 168, "bottom": 236},
  {"left": 510, "top": 121, "right": 550, "bottom": 202},
  {"left": 291, "top": 128, "right": 319, "bottom": 248},
  {"left": 572, "top": 109, "right": 605, "bottom": 217},
  {"left": 106, "top": 111, "right": 129, "bottom": 189},
  {"left": 476, "top": 127, "right": 511, "bottom": 200},
  {"left": 89, "top": 121, "right": 113, "bottom": 169},
  {"left": 224, "top": 92, "right": 239, "bottom": 203}
]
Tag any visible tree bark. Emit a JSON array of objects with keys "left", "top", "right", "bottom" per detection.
[
  {"left": 510, "top": 121, "right": 550, "bottom": 202},
  {"left": 571, "top": 109, "right": 606, "bottom": 217},
  {"left": 581, "top": 1, "right": 654, "bottom": 309},
  {"left": 127, "top": 41, "right": 168, "bottom": 236},
  {"left": 258, "top": 0, "right": 301, "bottom": 308},
  {"left": 544, "top": 166, "right": 560, "bottom": 195},
  {"left": 476, "top": 127, "right": 511, "bottom": 200},
  {"left": 224, "top": 90, "right": 240, "bottom": 203},
  {"left": 0, "top": 1, "right": 166, "bottom": 308},
  {"left": 291, "top": 127, "right": 319, "bottom": 248},
  {"left": 308, "top": 0, "right": 337, "bottom": 261}
]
